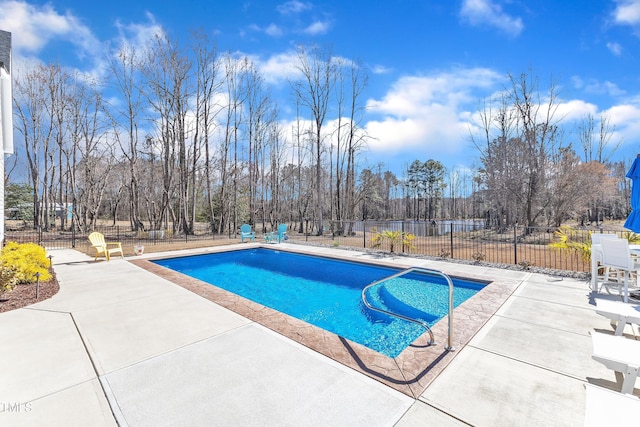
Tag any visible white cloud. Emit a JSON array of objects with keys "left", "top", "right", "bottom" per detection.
[
  {"left": 247, "top": 23, "right": 284, "bottom": 37},
  {"left": 555, "top": 99, "right": 598, "bottom": 122},
  {"left": 115, "top": 13, "right": 165, "bottom": 54},
  {"left": 366, "top": 114, "right": 471, "bottom": 157},
  {"left": 0, "top": 0, "right": 101, "bottom": 57},
  {"left": 364, "top": 68, "right": 503, "bottom": 156},
  {"left": 602, "top": 102, "right": 640, "bottom": 150},
  {"left": 242, "top": 51, "right": 353, "bottom": 87},
  {"left": 606, "top": 103, "right": 640, "bottom": 124},
  {"left": 277, "top": 1, "right": 312, "bottom": 15},
  {"left": 302, "top": 20, "right": 331, "bottom": 35},
  {"left": 371, "top": 64, "right": 394, "bottom": 75},
  {"left": 612, "top": 0, "right": 640, "bottom": 26},
  {"left": 571, "top": 76, "right": 626, "bottom": 97},
  {"left": 367, "top": 68, "right": 502, "bottom": 117},
  {"left": 250, "top": 51, "right": 302, "bottom": 85},
  {"left": 607, "top": 41, "right": 623, "bottom": 55},
  {"left": 459, "top": 0, "right": 524, "bottom": 36},
  {"left": 265, "top": 23, "right": 284, "bottom": 37}
]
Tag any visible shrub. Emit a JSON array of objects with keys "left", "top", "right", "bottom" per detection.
[
  {"left": 472, "top": 251, "right": 486, "bottom": 263},
  {"left": 371, "top": 228, "right": 416, "bottom": 253},
  {"left": 548, "top": 226, "right": 591, "bottom": 261},
  {"left": 548, "top": 226, "right": 640, "bottom": 261},
  {"left": 518, "top": 260, "right": 533, "bottom": 270},
  {"left": 0, "top": 242, "right": 52, "bottom": 283},
  {"left": 0, "top": 265, "right": 18, "bottom": 293},
  {"left": 439, "top": 248, "right": 451, "bottom": 258}
]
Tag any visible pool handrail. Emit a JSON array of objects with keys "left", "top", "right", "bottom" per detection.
[{"left": 361, "top": 267, "right": 455, "bottom": 351}]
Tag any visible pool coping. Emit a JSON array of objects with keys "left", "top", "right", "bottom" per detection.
[{"left": 131, "top": 244, "right": 521, "bottom": 398}]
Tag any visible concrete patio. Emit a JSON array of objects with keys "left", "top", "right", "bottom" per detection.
[{"left": 0, "top": 244, "right": 635, "bottom": 426}]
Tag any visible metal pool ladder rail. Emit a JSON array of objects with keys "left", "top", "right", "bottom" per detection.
[{"left": 361, "top": 267, "right": 455, "bottom": 351}]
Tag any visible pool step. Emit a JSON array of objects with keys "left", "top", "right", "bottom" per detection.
[
  {"left": 361, "top": 283, "right": 439, "bottom": 325},
  {"left": 361, "top": 267, "right": 457, "bottom": 351},
  {"left": 360, "top": 286, "right": 394, "bottom": 324},
  {"left": 378, "top": 283, "right": 439, "bottom": 324}
]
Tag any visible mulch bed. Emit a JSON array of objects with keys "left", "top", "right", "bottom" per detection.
[{"left": 0, "top": 274, "right": 59, "bottom": 313}]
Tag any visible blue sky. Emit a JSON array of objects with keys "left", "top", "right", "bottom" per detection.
[{"left": 2, "top": 0, "right": 640, "bottom": 175}]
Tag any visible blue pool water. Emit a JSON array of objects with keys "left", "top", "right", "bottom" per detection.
[{"left": 153, "top": 248, "right": 486, "bottom": 357}]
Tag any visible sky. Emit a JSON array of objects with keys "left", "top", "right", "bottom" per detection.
[{"left": 2, "top": 0, "right": 640, "bottom": 176}]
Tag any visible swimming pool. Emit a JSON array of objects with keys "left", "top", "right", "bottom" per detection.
[{"left": 153, "top": 248, "right": 486, "bottom": 357}]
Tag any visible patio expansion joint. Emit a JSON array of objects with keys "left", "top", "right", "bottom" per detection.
[
  {"left": 414, "top": 400, "right": 476, "bottom": 427},
  {"left": 99, "top": 323, "right": 256, "bottom": 377},
  {"left": 23, "top": 306, "right": 71, "bottom": 314},
  {"left": 525, "top": 277, "right": 590, "bottom": 288},
  {"left": 507, "top": 292, "right": 599, "bottom": 313},
  {"left": 492, "top": 311, "right": 593, "bottom": 338},
  {"left": 467, "top": 340, "right": 591, "bottom": 383},
  {"left": 23, "top": 291, "right": 162, "bottom": 314},
  {"left": 66, "top": 311, "right": 120, "bottom": 423},
  {"left": 7, "top": 306, "right": 121, "bottom": 423},
  {"left": 19, "top": 378, "right": 106, "bottom": 408}
]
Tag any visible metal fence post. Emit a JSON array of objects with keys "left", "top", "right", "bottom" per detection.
[
  {"left": 513, "top": 223, "right": 518, "bottom": 265},
  {"left": 363, "top": 220, "right": 366, "bottom": 248},
  {"left": 450, "top": 222, "right": 454, "bottom": 258}
]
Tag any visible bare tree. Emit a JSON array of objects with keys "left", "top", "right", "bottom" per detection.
[
  {"left": 191, "top": 31, "right": 221, "bottom": 232},
  {"left": 66, "top": 72, "right": 112, "bottom": 230},
  {"left": 577, "top": 112, "right": 619, "bottom": 164},
  {"left": 244, "top": 61, "right": 272, "bottom": 226},
  {"left": 266, "top": 119, "right": 286, "bottom": 227},
  {"left": 108, "top": 43, "right": 146, "bottom": 231},
  {"left": 218, "top": 55, "right": 249, "bottom": 234},
  {"left": 333, "top": 58, "right": 368, "bottom": 231},
  {"left": 290, "top": 101, "right": 314, "bottom": 233},
  {"left": 474, "top": 71, "right": 563, "bottom": 228},
  {"left": 140, "top": 34, "right": 193, "bottom": 234},
  {"left": 358, "top": 167, "right": 385, "bottom": 220},
  {"left": 13, "top": 64, "right": 58, "bottom": 230},
  {"left": 576, "top": 112, "right": 621, "bottom": 223},
  {"left": 472, "top": 93, "right": 517, "bottom": 228},
  {"left": 383, "top": 170, "right": 399, "bottom": 219},
  {"left": 508, "top": 72, "right": 561, "bottom": 227},
  {"left": 546, "top": 147, "right": 584, "bottom": 226},
  {"left": 291, "top": 45, "right": 335, "bottom": 235}
]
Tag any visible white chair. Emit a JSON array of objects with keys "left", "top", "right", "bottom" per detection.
[
  {"left": 595, "top": 298, "right": 640, "bottom": 335},
  {"left": 590, "top": 233, "right": 620, "bottom": 291},
  {"left": 591, "top": 332, "right": 640, "bottom": 394},
  {"left": 584, "top": 383, "right": 640, "bottom": 427},
  {"left": 592, "top": 233, "right": 620, "bottom": 244},
  {"left": 599, "top": 238, "right": 640, "bottom": 303}
]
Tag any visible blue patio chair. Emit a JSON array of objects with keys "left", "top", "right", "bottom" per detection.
[
  {"left": 276, "top": 223, "right": 288, "bottom": 243},
  {"left": 240, "top": 224, "right": 255, "bottom": 243}
]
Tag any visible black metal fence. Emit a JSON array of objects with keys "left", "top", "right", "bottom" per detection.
[
  {"left": 5, "top": 223, "right": 232, "bottom": 253},
  {"left": 300, "top": 220, "right": 592, "bottom": 272},
  {"left": 4, "top": 220, "right": 604, "bottom": 273}
]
